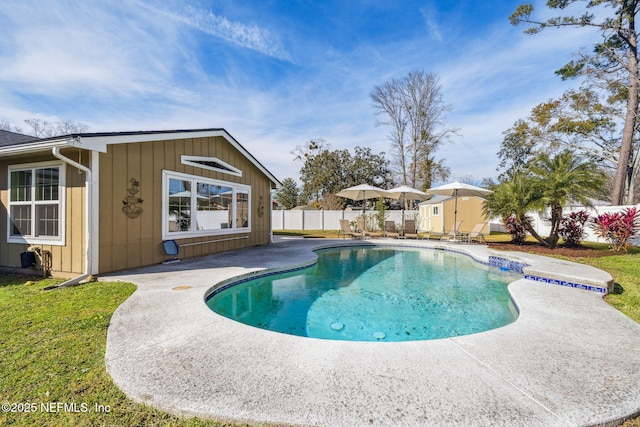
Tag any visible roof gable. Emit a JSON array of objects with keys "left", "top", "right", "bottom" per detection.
[{"left": 0, "top": 128, "right": 281, "bottom": 187}]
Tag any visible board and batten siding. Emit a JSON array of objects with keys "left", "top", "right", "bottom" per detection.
[
  {"left": 0, "top": 149, "right": 87, "bottom": 276},
  {"left": 98, "top": 135, "right": 273, "bottom": 273}
]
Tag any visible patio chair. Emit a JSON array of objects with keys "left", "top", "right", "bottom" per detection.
[
  {"left": 419, "top": 227, "right": 432, "bottom": 240},
  {"left": 404, "top": 219, "right": 419, "bottom": 239},
  {"left": 338, "top": 219, "right": 360, "bottom": 239},
  {"left": 356, "top": 217, "right": 383, "bottom": 238},
  {"left": 384, "top": 221, "right": 400, "bottom": 238},
  {"left": 464, "top": 223, "right": 487, "bottom": 243},
  {"left": 440, "top": 220, "right": 463, "bottom": 242}
]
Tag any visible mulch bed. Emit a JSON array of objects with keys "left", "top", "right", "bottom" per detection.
[{"left": 486, "top": 241, "right": 613, "bottom": 259}]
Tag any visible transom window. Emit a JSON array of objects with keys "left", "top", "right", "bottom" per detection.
[
  {"left": 181, "top": 155, "right": 242, "bottom": 177},
  {"left": 163, "top": 170, "right": 250, "bottom": 239},
  {"left": 8, "top": 162, "right": 65, "bottom": 245}
]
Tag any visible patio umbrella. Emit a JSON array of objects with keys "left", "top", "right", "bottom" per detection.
[
  {"left": 385, "top": 185, "right": 429, "bottom": 234},
  {"left": 336, "top": 184, "right": 389, "bottom": 235},
  {"left": 426, "top": 181, "right": 493, "bottom": 238},
  {"left": 336, "top": 183, "right": 389, "bottom": 204}
]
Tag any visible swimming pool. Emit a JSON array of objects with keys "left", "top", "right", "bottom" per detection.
[{"left": 206, "top": 246, "right": 520, "bottom": 341}]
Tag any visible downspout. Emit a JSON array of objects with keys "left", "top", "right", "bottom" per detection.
[
  {"left": 269, "top": 188, "right": 274, "bottom": 244},
  {"left": 50, "top": 144, "right": 92, "bottom": 287}
]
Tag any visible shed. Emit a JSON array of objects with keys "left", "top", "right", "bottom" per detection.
[
  {"left": 0, "top": 128, "right": 281, "bottom": 279},
  {"left": 419, "top": 195, "right": 488, "bottom": 234}
]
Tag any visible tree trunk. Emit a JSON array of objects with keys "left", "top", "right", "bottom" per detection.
[
  {"left": 546, "top": 203, "right": 562, "bottom": 248},
  {"left": 519, "top": 214, "right": 550, "bottom": 247},
  {"left": 612, "top": 6, "right": 639, "bottom": 205}
]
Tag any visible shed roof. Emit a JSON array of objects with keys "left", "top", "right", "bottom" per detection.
[{"left": 418, "top": 195, "right": 451, "bottom": 205}]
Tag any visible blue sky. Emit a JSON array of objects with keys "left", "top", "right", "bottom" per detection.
[{"left": 0, "top": 0, "right": 600, "bottom": 185}]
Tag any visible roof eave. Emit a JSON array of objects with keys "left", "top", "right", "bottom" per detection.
[{"left": 0, "top": 138, "right": 72, "bottom": 155}]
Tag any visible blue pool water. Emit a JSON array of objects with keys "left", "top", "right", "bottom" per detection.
[{"left": 206, "top": 247, "right": 520, "bottom": 342}]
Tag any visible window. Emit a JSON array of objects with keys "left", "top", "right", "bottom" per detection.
[
  {"left": 432, "top": 206, "right": 439, "bottom": 216},
  {"left": 8, "top": 162, "right": 65, "bottom": 245},
  {"left": 163, "top": 170, "right": 250, "bottom": 239},
  {"left": 181, "top": 155, "right": 242, "bottom": 177}
]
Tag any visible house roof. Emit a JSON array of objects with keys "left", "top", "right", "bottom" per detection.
[
  {"left": 0, "top": 129, "right": 39, "bottom": 147},
  {"left": 0, "top": 128, "right": 281, "bottom": 187}
]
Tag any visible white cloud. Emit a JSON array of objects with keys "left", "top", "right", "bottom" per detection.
[
  {"left": 132, "top": 0, "right": 292, "bottom": 62},
  {"left": 420, "top": 5, "right": 444, "bottom": 42},
  {"left": 0, "top": 0, "right": 614, "bottom": 185}
]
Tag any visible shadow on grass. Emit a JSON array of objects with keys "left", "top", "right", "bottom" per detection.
[{"left": 0, "top": 273, "right": 54, "bottom": 288}]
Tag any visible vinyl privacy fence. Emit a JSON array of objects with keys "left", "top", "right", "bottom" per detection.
[
  {"left": 272, "top": 209, "right": 418, "bottom": 231},
  {"left": 272, "top": 205, "right": 640, "bottom": 244}
]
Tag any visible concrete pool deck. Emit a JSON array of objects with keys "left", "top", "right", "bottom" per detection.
[{"left": 104, "top": 237, "right": 640, "bottom": 426}]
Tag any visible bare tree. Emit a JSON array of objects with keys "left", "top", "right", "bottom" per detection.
[
  {"left": 0, "top": 121, "right": 24, "bottom": 134},
  {"left": 370, "top": 71, "right": 456, "bottom": 190},
  {"left": 370, "top": 81, "right": 409, "bottom": 185},
  {"left": 23, "top": 118, "right": 89, "bottom": 138}
]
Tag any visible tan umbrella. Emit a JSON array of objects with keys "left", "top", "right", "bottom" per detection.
[
  {"left": 386, "top": 185, "right": 428, "bottom": 234},
  {"left": 426, "top": 181, "right": 493, "bottom": 238},
  {"left": 336, "top": 184, "right": 389, "bottom": 236},
  {"left": 336, "top": 183, "right": 389, "bottom": 201}
]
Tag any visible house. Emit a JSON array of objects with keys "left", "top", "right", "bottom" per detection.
[
  {"left": 0, "top": 128, "right": 281, "bottom": 280},
  {"left": 419, "top": 195, "right": 488, "bottom": 234}
]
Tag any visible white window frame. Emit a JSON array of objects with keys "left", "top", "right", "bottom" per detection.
[
  {"left": 432, "top": 206, "right": 439, "bottom": 216},
  {"left": 162, "top": 170, "right": 250, "bottom": 240},
  {"left": 181, "top": 155, "right": 242, "bottom": 177},
  {"left": 7, "top": 161, "right": 66, "bottom": 245}
]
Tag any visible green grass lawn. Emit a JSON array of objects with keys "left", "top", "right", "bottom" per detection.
[
  {"left": 0, "top": 274, "right": 252, "bottom": 427},
  {"left": 1, "top": 234, "right": 639, "bottom": 426}
]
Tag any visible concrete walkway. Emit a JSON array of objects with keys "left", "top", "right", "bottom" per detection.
[{"left": 104, "top": 238, "right": 640, "bottom": 426}]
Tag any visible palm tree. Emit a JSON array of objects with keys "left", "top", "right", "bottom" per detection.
[
  {"left": 485, "top": 150, "right": 605, "bottom": 248},
  {"left": 483, "top": 173, "right": 546, "bottom": 244},
  {"left": 529, "top": 150, "right": 605, "bottom": 248}
]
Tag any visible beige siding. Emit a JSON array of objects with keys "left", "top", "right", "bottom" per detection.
[
  {"left": 442, "top": 197, "right": 487, "bottom": 233},
  {"left": 0, "top": 149, "right": 88, "bottom": 277},
  {"left": 98, "top": 136, "right": 273, "bottom": 273}
]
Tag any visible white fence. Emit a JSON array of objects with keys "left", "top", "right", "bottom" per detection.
[
  {"left": 520, "top": 204, "right": 639, "bottom": 245},
  {"left": 272, "top": 205, "right": 639, "bottom": 244},
  {"left": 272, "top": 209, "right": 418, "bottom": 231}
]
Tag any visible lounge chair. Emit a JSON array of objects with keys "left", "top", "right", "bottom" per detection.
[
  {"left": 440, "top": 220, "right": 463, "bottom": 242},
  {"left": 404, "top": 219, "right": 419, "bottom": 239},
  {"left": 384, "top": 221, "right": 400, "bottom": 238},
  {"left": 464, "top": 223, "right": 487, "bottom": 243},
  {"left": 356, "top": 217, "right": 383, "bottom": 238},
  {"left": 419, "top": 227, "right": 432, "bottom": 240},
  {"left": 338, "top": 219, "right": 361, "bottom": 239}
]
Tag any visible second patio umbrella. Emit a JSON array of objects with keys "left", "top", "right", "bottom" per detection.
[
  {"left": 385, "top": 185, "right": 428, "bottom": 234},
  {"left": 336, "top": 184, "right": 389, "bottom": 236},
  {"left": 426, "top": 181, "right": 493, "bottom": 238}
]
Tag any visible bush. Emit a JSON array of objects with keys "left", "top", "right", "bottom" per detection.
[
  {"left": 591, "top": 207, "right": 639, "bottom": 252},
  {"left": 558, "top": 210, "right": 590, "bottom": 247},
  {"left": 374, "top": 197, "right": 387, "bottom": 231},
  {"left": 504, "top": 214, "right": 527, "bottom": 243}
]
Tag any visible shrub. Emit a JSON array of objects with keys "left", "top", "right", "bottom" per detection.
[
  {"left": 558, "top": 210, "right": 590, "bottom": 247},
  {"left": 591, "top": 207, "right": 639, "bottom": 252},
  {"left": 503, "top": 213, "right": 528, "bottom": 243},
  {"left": 374, "top": 197, "right": 387, "bottom": 231}
]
